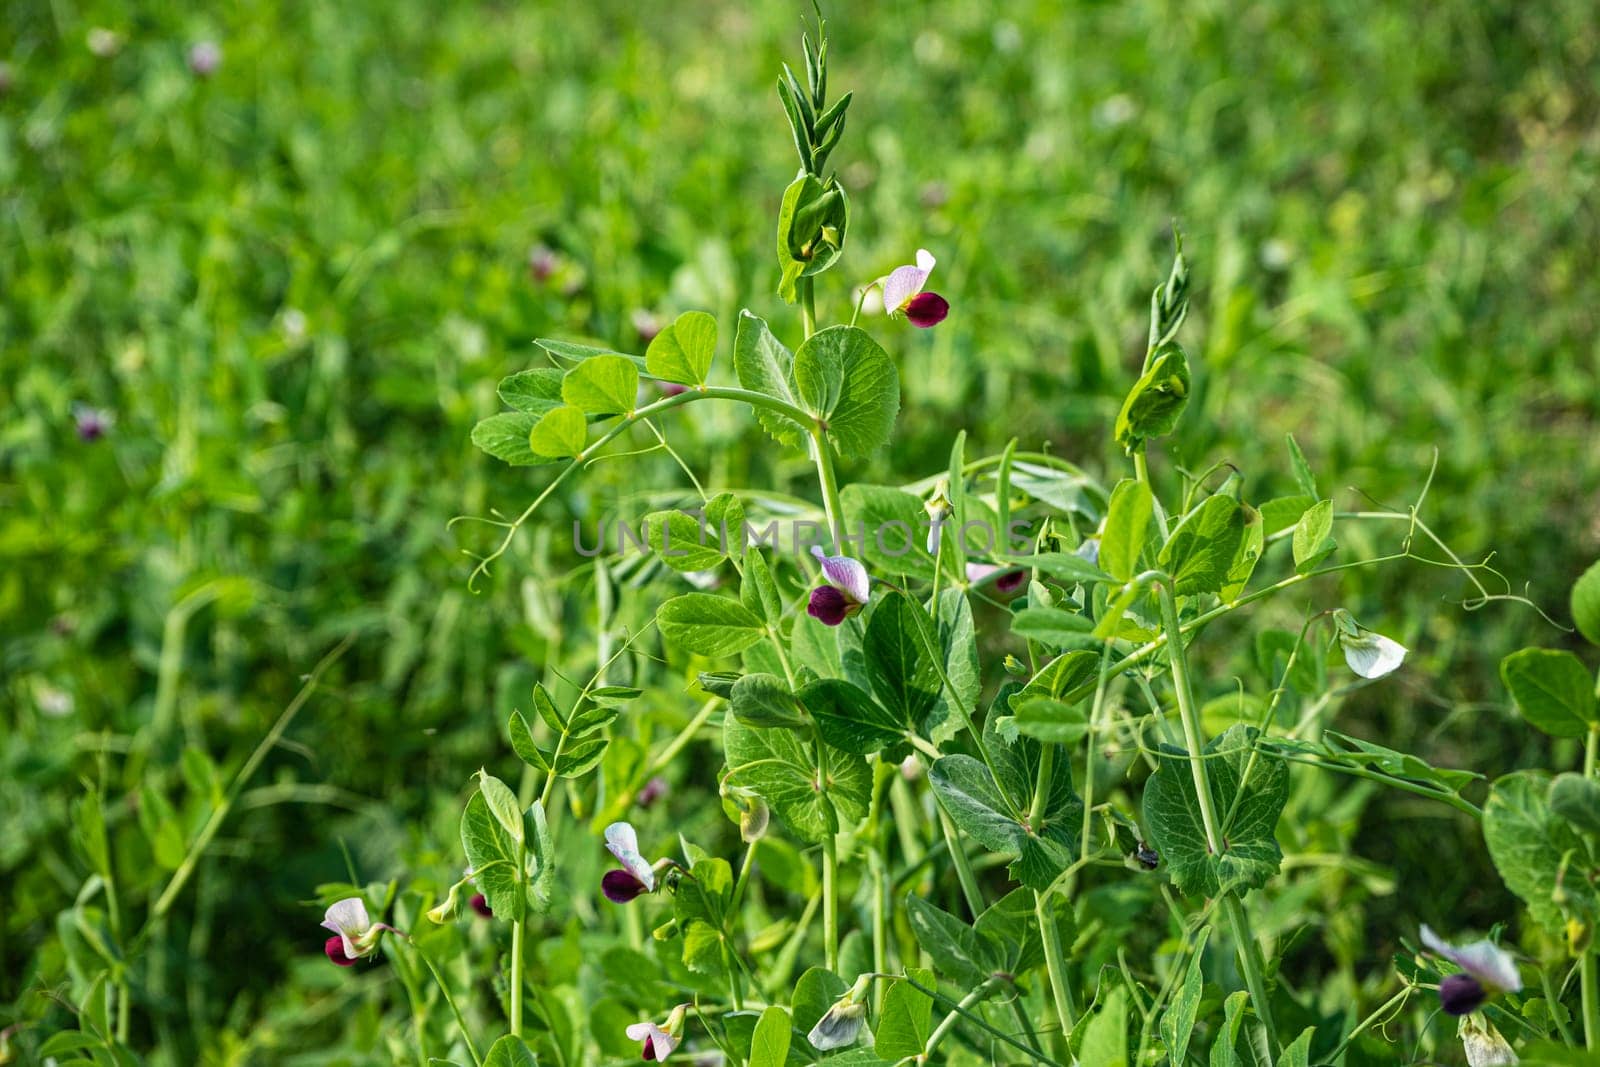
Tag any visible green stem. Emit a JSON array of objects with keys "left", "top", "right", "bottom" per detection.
[
  {"left": 800, "top": 276, "right": 817, "bottom": 340},
  {"left": 647, "top": 698, "right": 718, "bottom": 775},
  {"left": 923, "top": 979, "right": 999, "bottom": 1060},
  {"left": 1157, "top": 581, "right": 1279, "bottom": 1053},
  {"left": 509, "top": 896, "right": 525, "bottom": 1038},
  {"left": 870, "top": 845, "right": 888, "bottom": 1017},
  {"left": 822, "top": 833, "right": 839, "bottom": 973},
  {"left": 730, "top": 838, "right": 759, "bottom": 915},
  {"left": 1586, "top": 725, "right": 1597, "bottom": 778},
  {"left": 1036, "top": 889, "right": 1077, "bottom": 1043},
  {"left": 937, "top": 804, "right": 984, "bottom": 918},
  {"left": 1027, "top": 742, "right": 1055, "bottom": 828},
  {"left": 810, "top": 429, "right": 845, "bottom": 552}
]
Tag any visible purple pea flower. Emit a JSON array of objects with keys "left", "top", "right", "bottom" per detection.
[
  {"left": 626, "top": 1004, "right": 687, "bottom": 1061},
  {"left": 188, "top": 40, "right": 221, "bottom": 77},
  {"left": 469, "top": 893, "right": 492, "bottom": 918},
  {"left": 1421, "top": 925, "right": 1522, "bottom": 1016},
  {"left": 965, "top": 562, "right": 1026, "bottom": 597},
  {"left": 807, "top": 546, "right": 870, "bottom": 626},
  {"left": 528, "top": 243, "right": 558, "bottom": 283},
  {"left": 320, "top": 897, "right": 394, "bottom": 968},
  {"left": 601, "top": 821, "right": 658, "bottom": 904},
  {"left": 636, "top": 776, "right": 669, "bottom": 810},
  {"left": 631, "top": 309, "right": 662, "bottom": 343},
  {"left": 73, "top": 404, "right": 112, "bottom": 442},
  {"left": 882, "top": 249, "right": 949, "bottom": 328}
]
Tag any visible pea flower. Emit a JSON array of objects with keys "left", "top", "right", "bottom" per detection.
[
  {"left": 636, "top": 776, "right": 669, "bottom": 810},
  {"left": 807, "top": 975, "right": 873, "bottom": 1051},
  {"left": 965, "top": 562, "right": 1025, "bottom": 596},
  {"left": 602, "top": 821, "right": 659, "bottom": 903},
  {"left": 807, "top": 546, "right": 871, "bottom": 626},
  {"left": 1421, "top": 925, "right": 1522, "bottom": 1016},
  {"left": 626, "top": 1004, "right": 687, "bottom": 1061},
  {"left": 73, "top": 404, "right": 112, "bottom": 442},
  {"left": 321, "top": 897, "right": 389, "bottom": 967},
  {"left": 1459, "top": 1015, "right": 1517, "bottom": 1066},
  {"left": 1334, "top": 610, "right": 1407, "bottom": 679},
  {"left": 882, "top": 249, "right": 949, "bottom": 328},
  {"left": 188, "top": 40, "right": 221, "bottom": 77}
]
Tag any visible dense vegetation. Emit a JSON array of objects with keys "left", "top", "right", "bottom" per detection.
[{"left": 4, "top": 2, "right": 1598, "bottom": 1064}]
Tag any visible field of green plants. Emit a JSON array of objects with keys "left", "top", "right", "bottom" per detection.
[{"left": 5, "top": 1, "right": 1600, "bottom": 1065}]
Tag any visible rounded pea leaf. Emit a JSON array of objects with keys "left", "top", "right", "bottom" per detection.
[
  {"left": 1157, "top": 494, "right": 1246, "bottom": 597},
  {"left": 1572, "top": 558, "right": 1600, "bottom": 648},
  {"left": 1500, "top": 648, "right": 1598, "bottom": 738},
  {"left": 497, "top": 368, "right": 565, "bottom": 413},
  {"left": 1550, "top": 772, "right": 1600, "bottom": 838},
  {"left": 645, "top": 310, "right": 717, "bottom": 386},
  {"left": 561, "top": 354, "right": 639, "bottom": 414},
  {"left": 657, "top": 594, "right": 767, "bottom": 658},
  {"left": 722, "top": 717, "right": 870, "bottom": 843},
  {"left": 484, "top": 1035, "right": 538, "bottom": 1067},
  {"left": 528, "top": 405, "right": 588, "bottom": 458},
  {"left": 1113, "top": 341, "right": 1191, "bottom": 453},
  {"left": 1101, "top": 479, "right": 1153, "bottom": 582},
  {"left": 1142, "top": 724, "right": 1289, "bottom": 898},
  {"left": 733, "top": 311, "right": 808, "bottom": 449},
  {"left": 1484, "top": 771, "right": 1600, "bottom": 934},
  {"left": 793, "top": 325, "right": 899, "bottom": 459},
  {"left": 472, "top": 412, "right": 554, "bottom": 467}
]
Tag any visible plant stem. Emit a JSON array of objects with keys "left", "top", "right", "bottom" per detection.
[
  {"left": 923, "top": 979, "right": 998, "bottom": 1060},
  {"left": 1157, "top": 581, "right": 1279, "bottom": 1053},
  {"left": 1036, "top": 889, "right": 1077, "bottom": 1043},
  {"left": 822, "top": 833, "right": 839, "bottom": 973},
  {"left": 1587, "top": 943, "right": 1600, "bottom": 1050},
  {"left": 1586, "top": 725, "right": 1597, "bottom": 778},
  {"left": 800, "top": 276, "right": 817, "bottom": 340},
  {"left": 870, "top": 844, "right": 888, "bottom": 1016},
  {"left": 810, "top": 429, "right": 845, "bottom": 551},
  {"left": 937, "top": 804, "right": 984, "bottom": 917},
  {"left": 1027, "top": 742, "right": 1055, "bottom": 828},
  {"left": 509, "top": 901, "right": 525, "bottom": 1038}
]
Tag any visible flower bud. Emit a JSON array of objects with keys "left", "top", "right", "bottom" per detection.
[{"left": 739, "top": 797, "right": 770, "bottom": 842}]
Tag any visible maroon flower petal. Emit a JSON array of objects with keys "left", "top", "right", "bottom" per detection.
[
  {"left": 324, "top": 934, "right": 357, "bottom": 967},
  {"left": 602, "top": 869, "right": 649, "bottom": 903},
  {"left": 904, "top": 291, "right": 949, "bottom": 328},
  {"left": 1439, "top": 973, "right": 1486, "bottom": 1015},
  {"left": 641, "top": 1038, "right": 658, "bottom": 1061},
  {"left": 470, "top": 893, "right": 493, "bottom": 918},
  {"left": 994, "top": 569, "right": 1027, "bottom": 596},
  {"left": 807, "top": 585, "right": 851, "bottom": 626}
]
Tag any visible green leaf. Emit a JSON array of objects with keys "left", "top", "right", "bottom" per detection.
[
  {"left": 740, "top": 547, "right": 782, "bottom": 627},
  {"left": 461, "top": 792, "right": 524, "bottom": 921},
  {"left": 804, "top": 677, "right": 905, "bottom": 755},
  {"left": 1159, "top": 926, "right": 1210, "bottom": 1066},
  {"left": 1076, "top": 986, "right": 1128, "bottom": 1067},
  {"left": 645, "top": 310, "right": 717, "bottom": 386},
  {"left": 1113, "top": 341, "right": 1191, "bottom": 453},
  {"left": 1008, "top": 553, "right": 1115, "bottom": 586},
  {"left": 476, "top": 770, "right": 525, "bottom": 845},
  {"left": 1101, "top": 479, "right": 1153, "bottom": 582},
  {"left": 1011, "top": 696, "right": 1089, "bottom": 745},
  {"left": 1142, "top": 724, "right": 1289, "bottom": 897},
  {"left": 497, "top": 368, "right": 565, "bottom": 413},
  {"left": 1219, "top": 503, "right": 1264, "bottom": 604},
  {"left": 472, "top": 412, "right": 553, "bottom": 467},
  {"left": 1485, "top": 771, "right": 1600, "bottom": 934},
  {"left": 793, "top": 325, "right": 898, "bottom": 459},
  {"left": 681, "top": 919, "right": 725, "bottom": 975},
  {"left": 1501, "top": 648, "right": 1598, "bottom": 738},
  {"left": 483, "top": 1035, "right": 538, "bottom": 1067},
  {"left": 905, "top": 896, "right": 994, "bottom": 986},
  {"left": 723, "top": 717, "right": 871, "bottom": 844},
  {"left": 1259, "top": 494, "right": 1315, "bottom": 536},
  {"left": 1279, "top": 1027, "right": 1317, "bottom": 1067},
  {"left": 1573, "top": 559, "right": 1600, "bottom": 647},
  {"left": 840, "top": 484, "right": 937, "bottom": 581},
  {"left": 862, "top": 592, "right": 940, "bottom": 733},
  {"left": 873, "top": 968, "right": 934, "bottom": 1062},
  {"left": 1291, "top": 498, "right": 1336, "bottom": 573},
  {"left": 1286, "top": 433, "right": 1318, "bottom": 499},
  {"left": 792, "top": 967, "right": 849, "bottom": 1036},
  {"left": 928, "top": 722, "right": 1081, "bottom": 890},
  {"left": 1209, "top": 990, "right": 1248, "bottom": 1067},
  {"left": 929, "top": 589, "right": 980, "bottom": 747},
  {"left": 732, "top": 311, "right": 807, "bottom": 449},
  {"left": 644, "top": 510, "right": 728, "bottom": 572},
  {"left": 1551, "top": 773, "right": 1600, "bottom": 837},
  {"left": 1158, "top": 494, "right": 1246, "bottom": 597},
  {"left": 776, "top": 173, "right": 849, "bottom": 302},
  {"left": 553, "top": 736, "right": 608, "bottom": 778},
  {"left": 1011, "top": 607, "right": 1096, "bottom": 649},
  {"left": 507, "top": 711, "right": 547, "bottom": 770},
  {"left": 561, "top": 354, "right": 639, "bottom": 414},
  {"left": 750, "top": 1006, "right": 793, "bottom": 1067},
  {"left": 528, "top": 405, "right": 588, "bottom": 458},
  {"left": 730, "top": 673, "right": 809, "bottom": 729},
  {"left": 975, "top": 887, "right": 1072, "bottom": 976},
  {"left": 657, "top": 594, "right": 767, "bottom": 658}
]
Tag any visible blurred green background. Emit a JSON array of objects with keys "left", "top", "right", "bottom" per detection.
[{"left": 3, "top": 0, "right": 1597, "bottom": 1061}]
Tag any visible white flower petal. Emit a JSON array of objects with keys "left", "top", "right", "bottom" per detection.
[
  {"left": 1341, "top": 631, "right": 1407, "bottom": 679},
  {"left": 625, "top": 1023, "right": 678, "bottom": 1060},
  {"left": 1422, "top": 925, "right": 1522, "bottom": 993},
  {"left": 806, "top": 1008, "right": 865, "bottom": 1051},
  {"left": 604, "top": 821, "right": 655, "bottom": 891},
  {"left": 321, "top": 897, "right": 371, "bottom": 960},
  {"left": 810, "top": 546, "right": 870, "bottom": 605},
  {"left": 1460, "top": 1016, "right": 1518, "bottom": 1067},
  {"left": 882, "top": 263, "right": 929, "bottom": 312},
  {"left": 915, "top": 248, "right": 936, "bottom": 274},
  {"left": 965, "top": 562, "right": 1000, "bottom": 584}
]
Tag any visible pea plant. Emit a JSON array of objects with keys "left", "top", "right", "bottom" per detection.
[{"left": 293, "top": 19, "right": 1593, "bottom": 1067}]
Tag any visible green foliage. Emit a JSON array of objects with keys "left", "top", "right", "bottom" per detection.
[
  {"left": 1144, "top": 725, "right": 1290, "bottom": 898},
  {"left": 645, "top": 311, "right": 718, "bottom": 386},
  {"left": 792, "top": 325, "right": 899, "bottom": 458},
  {"left": 1113, "top": 342, "right": 1191, "bottom": 453},
  {"left": 1501, "top": 648, "right": 1599, "bottom": 738}
]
